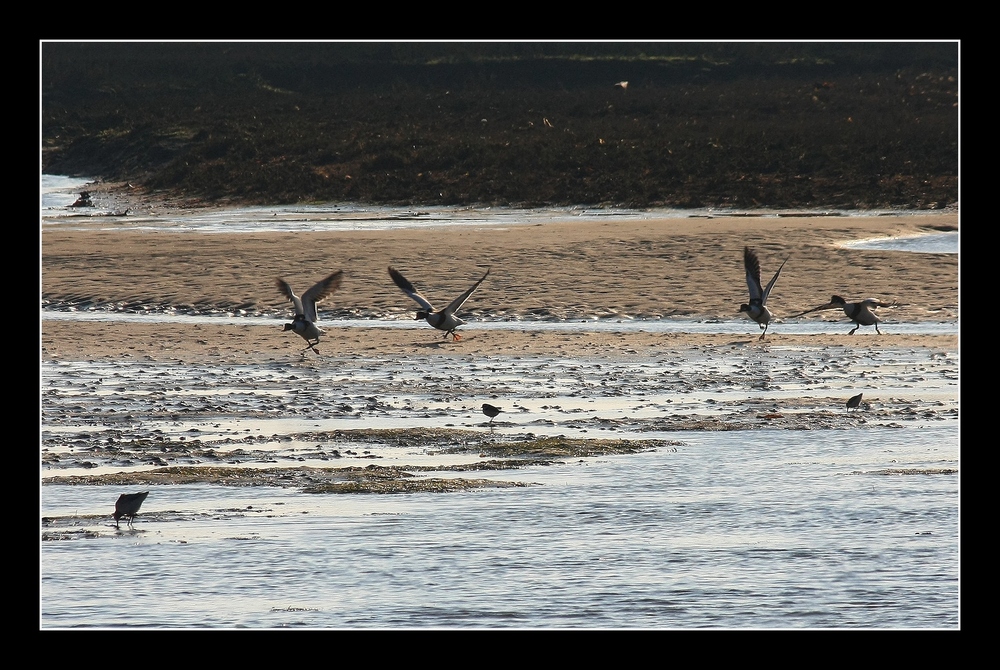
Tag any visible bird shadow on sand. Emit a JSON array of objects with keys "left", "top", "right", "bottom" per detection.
[
  {"left": 412, "top": 335, "right": 481, "bottom": 349},
  {"left": 729, "top": 337, "right": 774, "bottom": 346}
]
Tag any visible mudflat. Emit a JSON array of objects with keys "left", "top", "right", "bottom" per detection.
[{"left": 42, "top": 205, "right": 957, "bottom": 363}]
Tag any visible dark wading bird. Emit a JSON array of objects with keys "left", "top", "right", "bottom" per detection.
[
  {"left": 846, "top": 393, "right": 864, "bottom": 412},
  {"left": 482, "top": 403, "right": 502, "bottom": 423},
  {"left": 389, "top": 266, "right": 490, "bottom": 341},
  {"left": 482, "top": 403, "right": 503, "bottom": 433},
  {"left": 276, "top": 271, "right": 344, "bottom": 355},
  {"left": 739, "top": 247, "right": 787, "bottom": 340},
  {"left": 788, "top": 295, "right": 897, "bottom": 335},
  {"left": 114, "top": 491, "right": 149, "bottom": 529}
]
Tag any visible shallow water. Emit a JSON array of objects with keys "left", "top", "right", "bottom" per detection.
[
  {"left": 41, "top": 344, "right": 958, "bottom": 435},
  {"left": 40, "top": 175, "right": 960, "bottom": 629},
  {"left": 42, "top": 174, "right": 959, "bottom": 251},
  {"left": 41, "top": 343, "right": 959, "bottom": 629},
  {"left": 41, "top": 309, "right": 958, "bottom": 336},
  {"left": 41, "top": 425, "right": 958, "bottom": 629}
]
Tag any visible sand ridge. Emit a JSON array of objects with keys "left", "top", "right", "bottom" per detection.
[{"left": 42, "top": 207, "right": 957, "bottom": 363}]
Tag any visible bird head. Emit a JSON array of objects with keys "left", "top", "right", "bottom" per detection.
[
  {"left": 282, "top": 323, "right": 294, "bottom": 332},
  {"left": 738, "top": 303, "right": 751, "bottom": 314},
  {"left": 831, "top": 295, "right": 847, "bottom": 305},
  {"left": 415, "top": 311, "right": 428, "bottom": 320}
]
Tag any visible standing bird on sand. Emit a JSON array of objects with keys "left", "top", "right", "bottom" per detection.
[
  {"left": 482, "top": 403, "right": 502, "bottom": 424},
  {"left": 114, "top": 491, "right": 149, "bottom": 529},
  {"left": 389, "top": 266, "right": 490, "bottom": 341},
  {"left": 739, "top": 247, "right": 787, "bottom": 340},
  {"left": 276, "top": 271, "right": 344, "bottom": 355},
  {"left": 846, "top": 393, "right": 864, "bottom": 412},
  {"left": 788, "top": 295, "right": 897, "bottom": 335}
]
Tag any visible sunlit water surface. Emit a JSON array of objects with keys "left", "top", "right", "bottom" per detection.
[
  {"left": 41, "top": 176, "right": 959, "bottom": 629},
  {"left": 42, "top": 424, "right": 958, "bottom": 629},
  {"left": 40, "top": 346, "right": 960, "bottom": 630},
  {"left": 42, "top": 427, "right": 959, "bottom": 628}
]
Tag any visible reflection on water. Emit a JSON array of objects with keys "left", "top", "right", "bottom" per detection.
[
  {"left": 42, "top": 174, "right": 959, "bottom": 248},
  {"left": 41, "top": 425, "right": 958, "bottom": 629},
  {"left": 41, "top": 340, "right": 959, "bottom": 628},
  {"left": 841, "top": 233, "right": 958, "bottom": 254},
  {"left": 39, "top": 309, "right": 958, "bottom": 335},
  {"left": 41, "top": 175, "right": 93, "bottom": 210},
  {"left": 40, "top": 174, "right": 960, "bottom": 629}
]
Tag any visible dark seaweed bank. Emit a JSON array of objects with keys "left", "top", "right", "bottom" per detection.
[{"left": 41, "top": 42, "right": 958, "bottom": 210}]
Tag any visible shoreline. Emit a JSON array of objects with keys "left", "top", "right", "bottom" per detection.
[
  {"left": 41, "top": 321, "right": 958, "bottom": 365},
  {"left": 71, "top": 179, "right": 960, "bottom": 218},
  {"left": 43, "top": 182, "right": 958, "bottom": 362}
]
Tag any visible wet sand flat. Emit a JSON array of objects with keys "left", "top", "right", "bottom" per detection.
[
  {"left": 41, "top": 208, "right": 959, "bottom": 489},
  {"left": 41, "top": 209, "right": 959, "bottom": 633},
  {"left": 42, "top": 210, "right": 958, "bottom": 363},
  {"left": 42, "top": 320, "right": 957, "bottom": 364}
]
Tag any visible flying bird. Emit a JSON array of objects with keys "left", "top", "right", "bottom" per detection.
[
  {"left": 114, "top": 491, "right": 149, "bottom": 529},
  {"left": 276, "top": 270, "right": 344, "bottom": 354},
  {"left": 389, "top": 266, "right": 490, "bottom": 340},
  {"left": 788, "top": 295, "right": 897, "bottom": 335},
  {"left": 846, "top": 393, "right": 864, "bottom": 412},
  {"left": 739, "top": 247, "right": 787, "bottom": 340}
]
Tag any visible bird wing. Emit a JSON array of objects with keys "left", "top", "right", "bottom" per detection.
[
  {"left": 276, "top": 278, "right": 305, "bottom": 317},
  {"left": 785, "top": 301, "right": 839, "bottom": 319},
  {"left": 861, "top": 298, "right": 896, "bottom": 310},
  {"left": 389, "top": 267, "right": 435, "bottom": 312},
  {"left": 443, "top": 268, "right": 490, "bottom": 316},
  {"left": 301, "top": 270, "right": 344, "bottom": 323},
  {"left": 116, "top": 491, "right": 149, "bottom": 511},
  {"left": 761, "top": 258, "right": 787, "bottom": 304},
  {"left": 743, "top": 247, "right": 764, "bottom": 303}
]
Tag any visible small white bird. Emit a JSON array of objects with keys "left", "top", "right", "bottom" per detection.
[
  {"left": 276, "top": 270, "right": 344, "bottom": 354},
  {"left": 389, "top": 266, "right": 490, "bottom": 341},
  {"left": 739, "top": 247, "right": 787, "bottom": 340},
  {"left": 615, "top": 81, "right": 629, "bottom": 91},
  {"left": 788, "top": 295, "right": 897, "bottom": 335}
]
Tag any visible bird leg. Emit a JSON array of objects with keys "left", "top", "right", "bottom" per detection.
[
  {"left": 848, "top": 325, "right": 859, "bottom": 335},
  {"left": 875, "top": 324, "right": 882, "bottom": 335}
]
